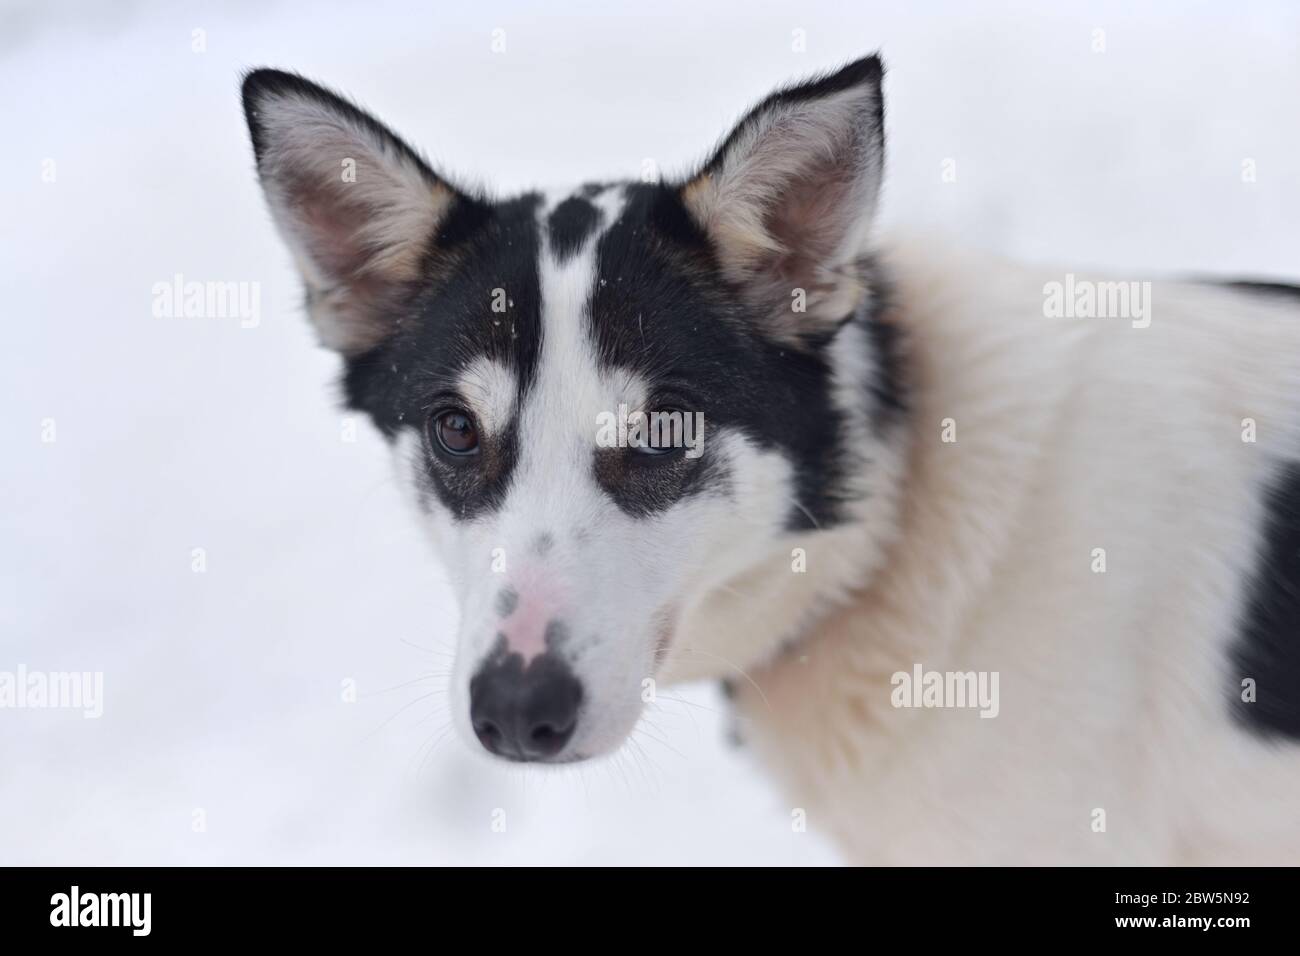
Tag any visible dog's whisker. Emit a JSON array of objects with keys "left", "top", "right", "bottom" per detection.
[
  {"left": 399, "top": 638, "right": 456, "bottom": 658},
  {"left": 625, "top": 734, "right": 666, "bottom": 789},
  {"left": 664, "top": 645, "right": 772, "bottom": 711},
  {"left": 364, "top": 690, "right": 444, "bottom": 740},
  {"left": 359, "top": 673, "right": 450, "bottom": 698},
  {"left": 632, "top": 723, "right": 687, "bottom": 763},
  {"left": 411, "top": 719, "right": 456, "bottom": 778},
  {"left": 655, "top": 693, "right": 751, "bottom": 724}
]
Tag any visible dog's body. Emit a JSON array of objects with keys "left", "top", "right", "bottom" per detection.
[
  {"left": 688, "top": 240, "right": 1300, "bottom": 864},
  {"left": 242, "top": 57, "right": 1300, "bottom": 864}
]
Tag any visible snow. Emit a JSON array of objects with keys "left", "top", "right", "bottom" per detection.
[{"left": 1, "top": 0, "right": 1295, "bottom": 864}]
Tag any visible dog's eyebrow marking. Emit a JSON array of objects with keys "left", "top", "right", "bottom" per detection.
[
  {"left": 495, "top": 587, "right": 519, "bottom": 618},
  {"left": 533, "top": 532, "right": 555, "bottom": 556},
  {"left": 547, "top": 195, "right": 602, "bottom": 262},
  {"left": 456, "top": 357, "right": 518, "bottom": 435}
]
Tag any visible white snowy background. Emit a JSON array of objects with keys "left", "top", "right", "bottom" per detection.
[{"left": 1, "top": 0, "right": 1296, "bottom": 865}]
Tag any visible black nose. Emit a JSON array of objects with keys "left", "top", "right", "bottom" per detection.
[{"left": 469, "top": 651, "right": 583, "bottom": 761}]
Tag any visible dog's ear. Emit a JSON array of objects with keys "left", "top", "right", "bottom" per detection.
[
  {"left": 242, "top": 69, "right": 471, "bottom": 355},
  {"left": 680, "top": 56, "right": 885, "bottom": 339}
]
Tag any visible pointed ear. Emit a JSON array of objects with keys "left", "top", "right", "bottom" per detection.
[
  {"left": 242, "top": 69, "right": 467, "bottom": 355},
  {"left": 680, "top": 56, "right": 885, "bottom": 339}
]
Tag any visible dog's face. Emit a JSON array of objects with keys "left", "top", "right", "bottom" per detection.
[{"left": 243, "top": 57, "right": 898, "bottom": 762}]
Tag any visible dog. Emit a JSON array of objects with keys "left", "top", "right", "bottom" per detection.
[{"left": 241, "top": 55, "right": 1300, "bottom": 864}]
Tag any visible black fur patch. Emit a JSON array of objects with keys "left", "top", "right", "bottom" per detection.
[
  {"left": 1216, "top": 280, "right": 1300, "bottom": 304},
  {"left": 586, "top": 182, "right": 901, "bottom": 528},
  {"left": 592, "top": 444, "right": 729, "bottom": 519},
  {"left": 1231, "top": 463, "right": 1300, "bottom": 738},
  {"left": 340, "top": 193, "right": 544, "bottom": 519},
  {"left": 547, "top": 196, "right": 601, "bottom": 261},
  {"left": 861, "top": 270, "right": 909, "bottom": 436}
]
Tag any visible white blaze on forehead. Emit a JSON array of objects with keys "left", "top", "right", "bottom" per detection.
[
  {"left": 512, "top": 188, "right": 645, "bottom": 497},
  {"left": 456, "top": 356, "right": 517, "bottom": 436}
]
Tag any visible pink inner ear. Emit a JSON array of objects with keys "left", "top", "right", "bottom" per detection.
[
  {"left": 296, "top": 184, "right": 373, "bottom": 281},
  {"left": 286, "top": 179, "right": 407, "bottom": 352},
  {"left": 766, "top": 153, "right": 859, "bottom": 284}
]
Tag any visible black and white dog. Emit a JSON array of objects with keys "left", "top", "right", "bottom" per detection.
[{"left": 242, "top": 56, "right": 1300, "bottom": 864}]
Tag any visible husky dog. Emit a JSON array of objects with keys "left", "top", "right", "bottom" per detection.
[{"left": 242, "top": 56, "right": 1300, "bottom": 864}]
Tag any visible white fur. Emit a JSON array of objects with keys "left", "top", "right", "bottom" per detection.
[
  {"left": 681, "top": 235, "right": 1300, "bottom": 864},
  {"left": 456, "top": 358, "right": 517, "bottom": 437}
]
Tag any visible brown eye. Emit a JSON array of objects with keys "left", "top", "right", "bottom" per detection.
[{"left": 431, "top": 408, "right": 479, "bottom": 456}]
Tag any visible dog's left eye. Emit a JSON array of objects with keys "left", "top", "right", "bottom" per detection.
[
  {"left": 634, "top": 407, "right": 684, "bottom": 456},
  {"left": 429, "top": 408, "right": 480, "bottom": 456}
]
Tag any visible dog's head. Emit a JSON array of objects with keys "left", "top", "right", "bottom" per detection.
[{"left": 242, "top": 57, "right": 903, "bottom": 763}]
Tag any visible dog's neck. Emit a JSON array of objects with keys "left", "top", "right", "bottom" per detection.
[
  {"left": 660, "top": 263, "right": 913, "bottom": 685},
  {"left": 663, "top": 498, "right": 909, "bottom": 685}
]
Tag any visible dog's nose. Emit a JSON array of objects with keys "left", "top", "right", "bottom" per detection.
[{"left": 469, "top": 651, "right": 583, "bottom": 761}]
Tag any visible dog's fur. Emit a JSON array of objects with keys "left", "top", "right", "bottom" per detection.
[{"left": 242, "top": 56, "right": 1300, "bottom": 864}]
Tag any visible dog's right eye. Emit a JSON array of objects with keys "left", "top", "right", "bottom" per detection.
[{"left": 429, "top": 408, "right": 480, "bottom": 457}]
